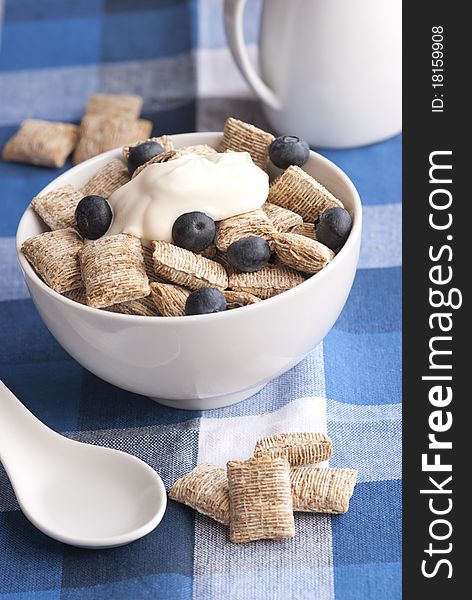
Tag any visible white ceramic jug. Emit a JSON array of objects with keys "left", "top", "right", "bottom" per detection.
[{"left": 224, "top": 0, "right": 402, "bottom": 148}]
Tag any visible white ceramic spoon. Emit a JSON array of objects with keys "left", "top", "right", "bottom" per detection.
[{"left": 0, "top": 380, "right": 167, "bottom": 548}]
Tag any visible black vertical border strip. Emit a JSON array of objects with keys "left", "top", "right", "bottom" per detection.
[{"left": 403, "top": 2, "right": 467, "bottom": 597}]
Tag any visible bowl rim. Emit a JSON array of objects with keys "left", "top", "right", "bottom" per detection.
[{"left": 16, "top": 131, "right": 362, "bottom": 324}]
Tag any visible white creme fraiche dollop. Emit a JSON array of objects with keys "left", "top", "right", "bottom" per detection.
[{"left": 106, "top": 151, "right": 269, "bottom": 243}]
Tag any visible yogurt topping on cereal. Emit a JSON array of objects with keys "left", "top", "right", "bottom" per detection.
[{"left": 106, "top": 151, "right": 269, "bottom": 243}]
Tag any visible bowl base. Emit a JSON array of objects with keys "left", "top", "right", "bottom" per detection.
[{"left": 149, "top": 383, "right": 267, "bottom": 410}]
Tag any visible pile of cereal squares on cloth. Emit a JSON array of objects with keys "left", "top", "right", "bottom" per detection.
[
  {"left": 2, "top": 93, "right": 152, "bottom": 168},
  {"left": 169, "top": 432, "right": 358, "bottom": 543}
]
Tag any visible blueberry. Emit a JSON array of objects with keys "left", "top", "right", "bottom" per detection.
[
  {"left": 127, "top": 141, "right": 164, "bottom": 175},
  {"left": 269, "top": 136, "right": 310, "bottom": 169},
  {"left": 226, "top": 236, "right": 271, "bottom": 273},
  {"left": 75, "top": 195, "right": 113, "bottom": 240},
  {"left": 316, "top": 207, "right": 352, "bottom": 250},
  {"left": 185, "top": 287, "right": 227, "bottom": 316},
  {"left": 172, "top": 212, "right": 216, "bottom": 252}
]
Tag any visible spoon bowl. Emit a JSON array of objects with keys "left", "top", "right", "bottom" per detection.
[
  {"left": 0, "top": 380, "right": 167, "bottom": 548},
  {"left": 19, "top": 443, "right": 167, "bottom": 548}
]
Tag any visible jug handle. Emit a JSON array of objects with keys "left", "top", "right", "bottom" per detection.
[{"left": 224, "top": 0, "right": 281, "bottom": 111}]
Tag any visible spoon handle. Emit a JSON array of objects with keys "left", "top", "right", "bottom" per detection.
[{"left": 0, "top": 379, "right": 51, "bottom": 469}]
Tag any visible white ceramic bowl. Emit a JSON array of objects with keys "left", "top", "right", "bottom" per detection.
[{"left": 16, "top": 132, "right": 362, "bottom": 410}]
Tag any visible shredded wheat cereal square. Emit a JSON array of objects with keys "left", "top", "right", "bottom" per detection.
[
  {"left": 273, "top": 232, "right": 334, "bottom": 274},
  {"left": 141, "top": 244, "right": 165, "bottom": 284},
  {"left": 223, "top": 290, "right": 261, "bottom": 309},
  {"left": 290, "top": 467, "right": 358, "bottom": 514},
  {"left": 169, "top": 464, "right": 230, "bottom": 525},
  {"left": 227, "top": 456, "right": 295, "bottom": 543},
  {"left": 228, "top": 263, "right": 305, "bottom": 299},
  {"left": 289, "top": 222, "right": 317, "bottom": 240},
  {"left": 81, "top": 158, "right": 130, "bottom": 198},
  {"left": 104, "top": 294, "right": 160, "bottom": 316},
  {"left": 152, "top": 241, "right": 228, "bottom": 291},
  {"left": 215, "top": 209, "right": 276, "bottom": 252},
  {"left": 62, "top": 287, "right": 86, "bottom": 305},
  {"left": 141, "top": 244, "right": 163, "bottom": 284},
  {"left": 262, "top": 202, "right": 304, "bottom": 232},
  {"left": 268, "top": 166, "right": 343, "bottom": 222},
  {"left": 150, "top": 282, "right": 190, "bottom": 317},
  {"left": 2, "top": 119, "right": 79, "bottom": 168},
  {"left": 73, "top": 115, "right": 152, "bottom": 165},
  {"left": 86, "top": 94, "right": 143, "bottom": 119},
  {"left": 213, "top": 250, "right": 237, "bottom": 276},
  {"left": 79, "top": 234, "right": 150, "bottom": 308},
  {"left": 21, "top": 228, "right": 83, "bottom": 294},
  {"left": 178, "top": 144, "right": 217, "bottom": 157},
  {"left": 254, "top": 432, "right": 333, "bottom": 465},
  {"left": 219, "top": 117, "right": 275, "bottom": 170},
  {"left": 31, "top": 185, "right": 82, "bottom": 230}
]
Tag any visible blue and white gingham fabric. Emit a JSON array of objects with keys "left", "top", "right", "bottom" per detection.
[{"left": 0, "top": 1, "right": 401, "bottom": 598}]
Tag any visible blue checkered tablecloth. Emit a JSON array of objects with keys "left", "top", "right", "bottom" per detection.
[{"left": 0, "top": 1, "right": 402, "bottom": 598}]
